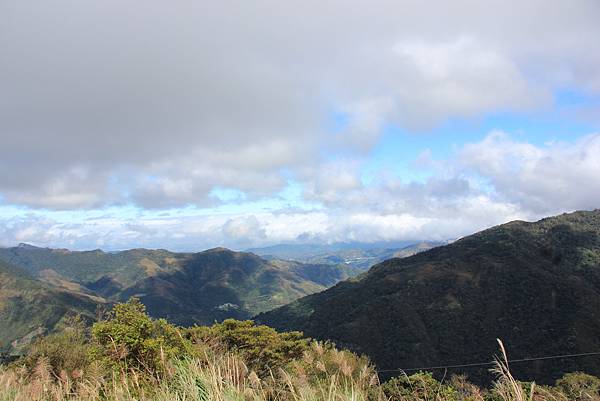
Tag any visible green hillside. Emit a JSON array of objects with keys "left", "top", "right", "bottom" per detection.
[
  {"left": 0, "top": 259, "right": 99, "bottom": 357},
  {"left": 121, "top": 248, "right": 360, "bottom": 325},
  {"left": 257, "top": 210, "right": 600, "bottom": 384},
  {"left": 0, "top": 245, "right": 359, "bottom": 327},
  {"left": 0, "top": 245, "right": 182, "bottom": 287}
]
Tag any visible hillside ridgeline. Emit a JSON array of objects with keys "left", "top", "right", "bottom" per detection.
[
  {"left": 0, "top": 245, "right": 360, "bottom": 329},
  {"left": 258, "top": 210, "right": 600, "bottom": 384}
]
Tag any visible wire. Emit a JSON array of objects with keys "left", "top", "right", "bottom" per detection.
[{"left": 377, "top": 351, "right": 600, "bottom": 373}]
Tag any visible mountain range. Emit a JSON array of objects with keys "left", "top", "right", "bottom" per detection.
[
  {"left": 0, "top": 245, "right": 360, "bottom": 354},
  {"left": 248, "top": 241, "right": 443, "bottom": 269},
  {"left": 3, "top": 210, "right": 600, "bottom": 384},
  {"left": 257, "top": 210, "right": 600, "bottom": 384}
]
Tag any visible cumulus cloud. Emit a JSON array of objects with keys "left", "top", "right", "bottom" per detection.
[
  {"left": 2, "top": 127, "right": 600, "bottom": 250},
  {"left": 1, "top": 1, "right": 600, "bottom": 250},
  {"left": 11, "top": 128, "right": 600, "bottom": 250},
  {"left": 303, "top": 132, "right": 600, "bottom": 222},
  {"left": 459, "top": 132, "right": 600, "bottom": 213},
  {"left": 1, "top": 0, "right": 600, "bottom": 209},
  {"left": 222, "top": 216, "right": 266, "bottom": 246}
]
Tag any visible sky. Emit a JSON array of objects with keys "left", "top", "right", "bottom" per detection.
[{"left": 1, "top": 0, "right": 600, "bottom": 251}]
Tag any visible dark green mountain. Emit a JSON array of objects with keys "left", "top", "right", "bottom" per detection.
[
  {"left": 0, "top": 259, "right": 99, "bottom": 357},
  {"left": 0, "top": 245, "right": 359, "bottom": 326},
  {"left": 257, "top": 210, "right": 600, "bottom": 384}
]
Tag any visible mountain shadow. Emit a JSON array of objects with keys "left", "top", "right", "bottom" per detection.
[{"left": 257, "top": 210, "right": 600, "bottom": 384}]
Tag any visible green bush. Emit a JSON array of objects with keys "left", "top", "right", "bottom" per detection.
[
  {"left": 382, "top": 371, "right": 459, "bottom": 401},
  {"left": 554, "top": 372, "right": 600, "bottom": 400},
  {"left": 185, "top": 319, "right": 309, "bottom": 376},
  {"left": 92, "top": 298, "right": 193, "bottom": 375}
]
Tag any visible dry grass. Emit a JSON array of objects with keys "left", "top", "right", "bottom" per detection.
[
  {"left": 1, "top": 339, "right": 598, "bottom": 401},
  {"left": 492, "top": 339, "right": 535, "bottom": 401},
  {"left": 0, "top": 345, "right": 384, "bottom": 401},
  {"left": 491, "top": 339, "right": 600, "bottom": 401}
]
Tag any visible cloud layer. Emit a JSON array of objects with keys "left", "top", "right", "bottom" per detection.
[
  {"left": 1, "top": 1, "right": 599, "bottom": 248},
  {"left": 2, "top": 131, "right": 599, "bottom": 250}
]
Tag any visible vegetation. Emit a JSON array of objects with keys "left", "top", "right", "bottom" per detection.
[
  {"left": 0, "top": 259, "right": 98, "bottom": 358},
  {"left": 258, "top": 210, "right": 600, "bottom": 384},
  {"left": 1, "top": 299, "right": 600, "bottom": 400},
  {"left": 120, "top": 248, "right": 360, "bottom": 326},
  {"left": 0, "top": 246, "right": 359, "bottom": 355},
  {"left": 186, "top": 319, "right": 309, "bottom": 376},
  {"left": 4, "top": 210, "right": 600, "bottom": 398}
]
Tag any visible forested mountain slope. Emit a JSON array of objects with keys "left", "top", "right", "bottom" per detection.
[
  {"left": 258, "top": 210, "right": 600, "bottom": 383},
  {"left": 0, "top": 259, "right": 99, "bottom": 357},
  {"left": 0, "top": 245, "right": 359, "bottom": 326}
]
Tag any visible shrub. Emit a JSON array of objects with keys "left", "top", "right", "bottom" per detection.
[
  {"left": 185, "top": 319, "right": 309, "bottom": 376},
  {"left": 449, "top": 374, "right": 485, "bottom": 401},
  {"left": 554, "top": 372, "right": 600, "bottom": 401},
  {"left": 91, "top": 298, "right": 193, "bottom": 376},
  {"left": 382, "top": 371, "right": 459, "bottom": 401}
]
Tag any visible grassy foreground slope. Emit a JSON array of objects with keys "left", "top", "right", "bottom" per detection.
[
  {"left": 3, "top": 298, "right": 597, "bottom": 401},
  {"left": 258, "top": 210, "right": 600, "bottom": 384}
]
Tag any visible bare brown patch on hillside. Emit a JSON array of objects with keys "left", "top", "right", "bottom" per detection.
[{"left": 139, "top": 258, "right": 161, "bottom": 276}]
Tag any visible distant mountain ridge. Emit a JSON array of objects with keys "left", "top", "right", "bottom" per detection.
[
  {"left": 0, "top": 245, "right": 360, "bottom": 329},
  {"left": 257, "top": 210, "right": 600, "bottom": 384},
  {"left": 248, "top": 241, "right": 444, "bottom": 269},
  {"left": 118, "top": 247, "right": 363, "bottom": 325}
]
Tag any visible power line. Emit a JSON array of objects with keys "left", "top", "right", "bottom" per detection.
[{"left": 377, "top": 351, "right": 600, "bottom": 373}]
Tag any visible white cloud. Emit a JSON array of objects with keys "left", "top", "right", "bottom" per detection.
[
  {"left": 222, "top": 216, "right": 266, "bottom": 245},
  {"left": 1, "top": 1, "right": 599, "bottom": 209},
  {"left": 2, "top": 129, "right": 599, "bottom": 250},
  {"left": 460, "top": 131, "right": 600, "bottom": 213},
  {"left": 388, "top": 36, "right": 548, "bottom": 127},
  {"left": 0, "top": 202, "right": 526, "bottom": 251}
]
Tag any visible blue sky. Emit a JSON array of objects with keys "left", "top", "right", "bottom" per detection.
[{"left": 1, "top": 1, "right": 599, "bottom": 251}]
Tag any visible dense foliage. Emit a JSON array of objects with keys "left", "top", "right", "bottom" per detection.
[
  {"left": 1, "top": 298, "right": 600, "bottom": 400},
  {"left": 91, "top": 298, "right": 193, "bottom": 376},
  {"left": 0, "top": 247, "right": 359, "bottom": 356},
  {"left": 0, "top": 259, "right": 98, "bottom": 358},
  {"left": 258, "top": 210, "right": 600, "bottom": 384},
  {"left": 186, "top": 319, "right": 309, "bottom": 375}
]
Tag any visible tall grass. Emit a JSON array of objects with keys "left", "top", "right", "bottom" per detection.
[
  {"left": 490, "top": 339, "right": 600, "bottom": 401},
  {"left": 492, "top": 339, "right": 535, "bottom": 401},
  {"left": 1, "top": 339, "right": 599, "bottom": 400},
  {"left": 0, "top": 344, "right": 384, "bottom": 401}
]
